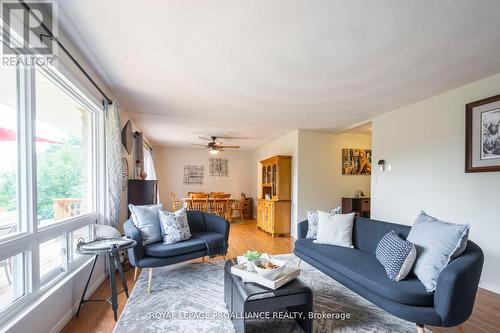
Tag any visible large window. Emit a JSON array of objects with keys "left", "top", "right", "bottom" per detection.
[
  {"left": 35, "top": 69, "right": 93, "bottom": 226},
  {"left": 0, "top": 62, "right": 20, "bottom": 239},
  {"left": 0, "top": 52, "right": 101, "bottom": 322}
]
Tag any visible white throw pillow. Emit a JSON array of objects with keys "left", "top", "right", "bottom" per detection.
[
  {"left": 306, "top": 206, "right": 341, "bottom": 239},
  {"left": 314, "top": 211, "right": 355, "bottom": 248}
]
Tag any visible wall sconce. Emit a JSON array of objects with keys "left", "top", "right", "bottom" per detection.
[{"left": 378, "top": 159, "right": 385, "bottom": 171}]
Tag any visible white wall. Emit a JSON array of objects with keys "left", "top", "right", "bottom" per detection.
[
  {"left": 155, "top": 147, "right": 253, "bottom": 209},
  {"left": 371, "top": 72, "right": 500, "bottom": 294},
  {"left": 297, "top": 130, "right": 372, "bottom": 223},
  {"left": 118, "top": 110, "right": 154, "bottom": 229},
  {"left": 250, "top": 131, "right": 299, "bottom": 235},
  {"left": 248, "top": 129, "right": 372, "bottom": 238}
]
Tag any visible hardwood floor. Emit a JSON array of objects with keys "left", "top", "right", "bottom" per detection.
[{"left": 63, "top": 220, "right": 500, "bottom": 333}]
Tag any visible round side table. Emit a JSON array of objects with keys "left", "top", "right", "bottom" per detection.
[{"left": 76, "top": 237, "right": 136, "bottom": 321}]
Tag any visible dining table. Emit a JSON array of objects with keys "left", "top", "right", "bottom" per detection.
[{"left": 181, "top": 197, "right": 236, "bottom": 221}]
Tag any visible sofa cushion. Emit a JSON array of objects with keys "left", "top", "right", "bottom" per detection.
[
  {"left": 295, "top": 238, "right": 433, "bottom": 306},
  {"left": 407, "top": 211, "right": 470, "bottom": 292},
  {"left": 376, "top": 231, "right": 417, "bottom": 281},
  {"left": 314, "top": 211, "right": 354, "bottom": 248},
  {"left": 145, "top": 237, "right": 206, "bottom": 258},
  {"left": 128, "top": 204, "right": 163, "bottom": 245},
  {"left": 306, "top": 207, "right": 341, "bottom": 239},
  {"left": 159, "top": 208, "right": 191, "bottom": 244}
]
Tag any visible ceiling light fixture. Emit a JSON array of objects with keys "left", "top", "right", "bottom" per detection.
[{"left": 209, "top": 149, "right": 219, "bottom": 155}]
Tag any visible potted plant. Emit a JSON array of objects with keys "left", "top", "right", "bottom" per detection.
[{"left": 244, "top": 250, "right": 261, "bottom": 271}]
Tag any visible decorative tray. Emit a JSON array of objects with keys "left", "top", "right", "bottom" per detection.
[{"left": 230, "top": 261, "right": 300, "bottom": 290}]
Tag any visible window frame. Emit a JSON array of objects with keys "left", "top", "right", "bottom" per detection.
[{"left": 0, "top": 54, "right": 103, "bottom": 325}]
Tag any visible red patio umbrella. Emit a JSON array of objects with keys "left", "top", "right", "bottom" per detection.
[{"left": 0, "top": 127, "right": 62, "bottom": 144}]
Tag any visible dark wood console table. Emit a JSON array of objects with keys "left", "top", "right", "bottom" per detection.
[{"left": 342, "top": 197, "right": 370, "bottom": 218}]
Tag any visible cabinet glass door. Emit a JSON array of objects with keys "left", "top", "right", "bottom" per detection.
[{"left": 272, "top": 164, "right": 277, "bottom": 197}]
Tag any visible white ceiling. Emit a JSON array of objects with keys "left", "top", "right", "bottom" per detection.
[{"left": 57, "top": 0, "right": 500, "bottom": 149}]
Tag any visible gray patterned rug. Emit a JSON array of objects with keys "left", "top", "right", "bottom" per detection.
[{"left": 114, "top": 254, "right": 428, "bottom": 333}]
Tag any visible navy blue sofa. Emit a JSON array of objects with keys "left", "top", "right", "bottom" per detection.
[
  {"left": 294, "top": 217, "right": 484, "bottom": 331},
  {"left": 124, "top": 210, "right": 230, "bottom": 292}
]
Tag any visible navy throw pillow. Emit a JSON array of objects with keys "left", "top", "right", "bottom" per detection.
[{"left": 376, "top": 231, "right": 417, "bottom": 281}]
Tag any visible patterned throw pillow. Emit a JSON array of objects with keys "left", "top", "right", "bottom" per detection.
[
  {"left": 159, "top": 208, "right": 191, "bottom": 244},
  {"left": 306, "top": 206, "right": 341, "bottom": 239},
  {"left": 376, "top": 231, "right": 417, "bottom": 281}
]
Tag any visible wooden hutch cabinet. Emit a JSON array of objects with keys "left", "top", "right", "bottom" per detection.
[
  {"left": 127, "top": 180, "right": 158, "bottom": 217},
  {"left": 257, "top": 155, "right": 291, "bottom": 236}
]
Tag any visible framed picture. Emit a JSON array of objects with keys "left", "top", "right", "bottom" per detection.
[
  {"left": 209, "top": 158, "right": 228, "bottom": 177},
  {"left": 465, "top": 94, "right": 500, "bottom": 173},
  {"left": 342, "top": 149, "right": 372, "bottom": 175},
  {"left": 183, "top": 165, "right": 204, "bottom": 184}
]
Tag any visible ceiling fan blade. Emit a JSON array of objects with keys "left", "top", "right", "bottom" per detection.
[
  {"left": 189, "top": 143, "right": 208, "bottom": 147},
  {"left": 198, "top": 136, "right": 213, "bottom": 141},
  {"left": 215, "top": 136, "right": 251, "bottom": 140},
  {"left": 219, "top": 145, "right": 240, "bottom": 149}
]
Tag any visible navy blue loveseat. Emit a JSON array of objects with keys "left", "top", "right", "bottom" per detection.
[
  {"left": 125, "top": 210, "right": 230, "bottom": 293},
  {"left": 294, "top": 217, "right": 483, "bottom": 331}
]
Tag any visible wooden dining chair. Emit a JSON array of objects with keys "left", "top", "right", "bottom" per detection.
[
  {"left": 231, "top": 192, "right": 246, "bottom": 223},
  {"left": 169, "top": 192, "right": 183, "bottom": 210},
  {"left": 210, "top": 193, "right": 231, "bottom": 219},
  {"left": 187, "top": 193, "right": 210, "bottom": 212},
  {"left": 188, "top": 192, "right": 206, "bottom": 197}
]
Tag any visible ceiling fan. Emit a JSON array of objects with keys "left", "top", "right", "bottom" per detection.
[{"left": 190, "top": 136, "right": 241, "bottom": 154}]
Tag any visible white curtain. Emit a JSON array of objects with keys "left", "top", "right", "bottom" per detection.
[
  {"left": 104, "top": 101, "right": 121, "bottom": 227},
  {"left": 143, "top": 147, "right": 157, "bottom": 180}
]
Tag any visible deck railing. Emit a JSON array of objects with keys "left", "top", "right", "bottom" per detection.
[{"left": 53, "top": 198, "right": 81, "bottom": 220}]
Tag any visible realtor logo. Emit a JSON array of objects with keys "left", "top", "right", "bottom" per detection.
[{"left": 1, "top": 0, "right": 57, "bottom": 65}]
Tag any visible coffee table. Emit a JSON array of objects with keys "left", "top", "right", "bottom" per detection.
[{"left": 224, "top": 258, "right": 313, "bottom": 333}]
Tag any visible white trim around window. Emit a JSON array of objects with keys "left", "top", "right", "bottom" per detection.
[{"left": 0, "top": 55, "right": 104, "bottom": 327}]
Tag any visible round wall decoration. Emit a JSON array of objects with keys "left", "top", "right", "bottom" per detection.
[{"left": 121, "top": 157, "right": 129, "bottom": 191}]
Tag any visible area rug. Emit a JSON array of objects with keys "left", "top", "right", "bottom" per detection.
[{"left": 114, "top": 254, "right": 428, "bottom": 333}]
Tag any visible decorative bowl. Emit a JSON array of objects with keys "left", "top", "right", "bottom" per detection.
[{"left": 252, "top": 258, "right": 287, "bottom": 280}]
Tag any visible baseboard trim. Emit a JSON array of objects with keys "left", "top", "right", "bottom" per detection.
[
  {"left": 50, "top": 272, "right": 108, "bottom": 333},
  {"left": 479, "top": 282, "right": 500, "bottom": 295}
]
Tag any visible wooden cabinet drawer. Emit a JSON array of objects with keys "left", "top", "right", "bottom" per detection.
[{"left": 258, "top": 200, "right": 271, "bottom": 208}]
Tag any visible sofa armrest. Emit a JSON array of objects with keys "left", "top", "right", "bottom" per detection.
[
  {"left": 124, "top": 219, "right": 145, "bottom": 267},
  {"left": 434, "top": 240, "right": 484, "bottom": 326},
  {"left": 204, "top": 213, "right": 230, "bottom": 246},
  {"left": 297, "top": 220, "right": 309, "bottom": 239}
]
